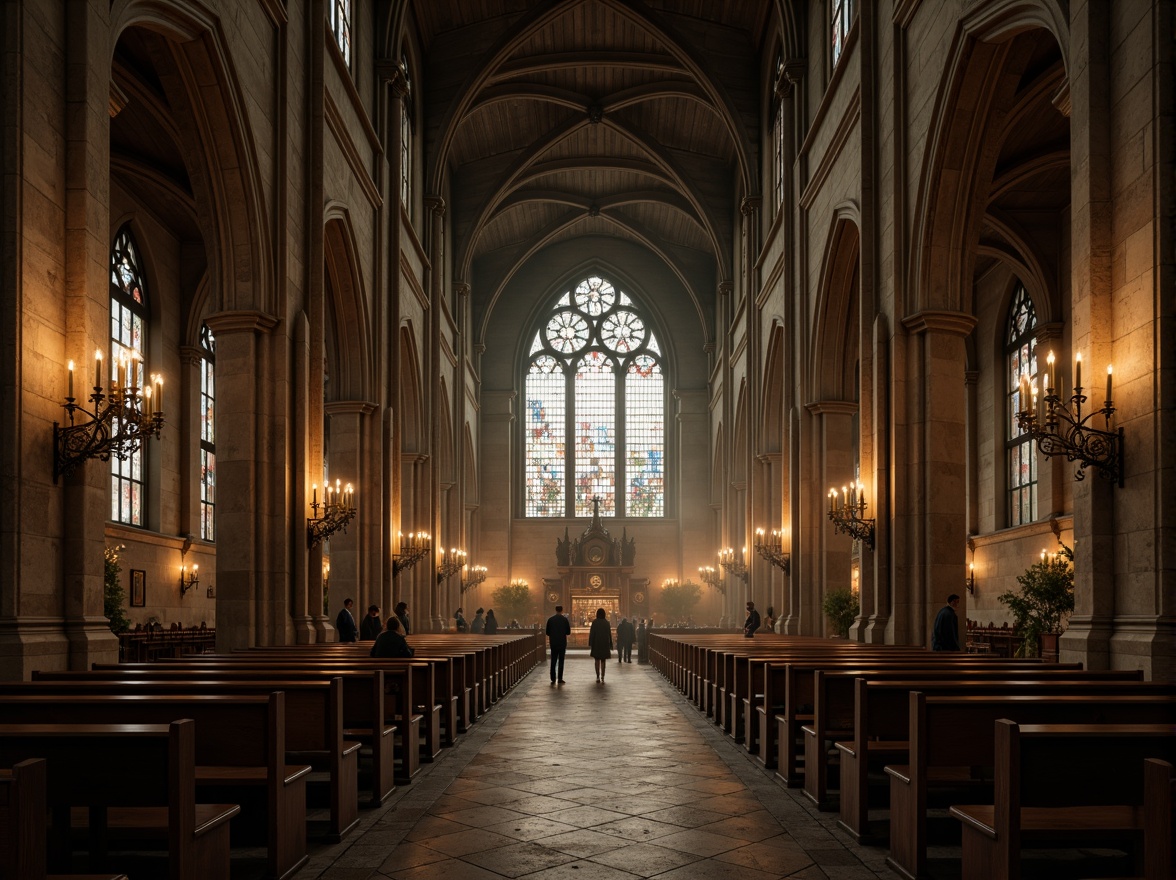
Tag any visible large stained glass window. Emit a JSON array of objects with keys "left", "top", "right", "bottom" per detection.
[
  {"left": 524, "top": 275, "right": 666, "bottom": 517},
  {"left": 199, "top": 324, "right": 216, "bottom": 541},
  {"left": 1006, "top": 285, "right": 1038, "bottom": 526},
  {"left": 109, "top": 225, "right": 148, "bottom": 526}
]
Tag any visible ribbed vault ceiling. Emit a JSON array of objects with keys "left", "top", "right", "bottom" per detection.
[{"left": 414, "top": 0, "right": 769, "bottom": 323}]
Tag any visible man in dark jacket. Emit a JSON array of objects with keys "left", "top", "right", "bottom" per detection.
[
  {"left": 616, "top": 617, "right": 635, "bottom": 663},
  {"left": 743, "top": 601, "right": 761, "bottom": 638},
  {"left": 336, "top": 598, "right": 358, "bottom": 643},
  {"left": 394, "top": 601, "right": 411, "bottom": 635},
  {"left": 545, "top": 605, "right": 572, "bottom": 684},
  {"left": 360, "top": 605, "right": 383, "bottom": 641},
  {"left": 931, "top": 594, "right": 961, "bottom": 651},
  {"left": 370, "top": 616, "right": 414, "bottom": 658}
]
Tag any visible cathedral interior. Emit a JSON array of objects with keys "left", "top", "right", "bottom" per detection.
[{"left": 1, "top": 0, "right": 1172, "bottom": 682}]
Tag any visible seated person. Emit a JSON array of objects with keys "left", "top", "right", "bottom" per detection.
[{"left": 369, "top": 616, "right": 414, "bottom": 658}]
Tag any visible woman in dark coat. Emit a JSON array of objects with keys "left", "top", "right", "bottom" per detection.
[
  {"left": 588, "top": 607, "right": 613, "bottom": 683},
  {"left": 484, "top": 609, "right": 499, "bottom": 634}
]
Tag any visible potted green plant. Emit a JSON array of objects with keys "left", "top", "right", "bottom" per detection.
[
  {"left": 822, "top": 588, "right": 859, "bottom": 638},
  {"left": 998, "top": 543, "right": 1074, "bottom": 658},
  {"left": 103, "top": 544, "right": 131, "bottom": 634}
]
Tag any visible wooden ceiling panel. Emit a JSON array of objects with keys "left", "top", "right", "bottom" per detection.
[
  {"left": 616, "top": 203, "right": 709, "bottom": 251},
  {"left": 450, "top": 100, "right": 577, "bottom": 166},
  {"left": 510, "top": 1, "right": 668, "bottom": 57}
]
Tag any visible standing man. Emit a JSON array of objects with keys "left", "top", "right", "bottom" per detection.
[
  {"left": 360, "top": 605, "right": 383, "bottom": 641},
  {"left": 743, "top": 601, "right": 761, "bottom": 638},
  {"left": 336, "top": 598, "right": 358, "bottom": 643},
  {"left": 394, "top": 602, "right": 412, "bottom": 635},
  {"left": 616, "top": 617, "right": 635, "bottom": 663},
  {"left": 931, "top": 594, "right": 961, "bottom": 651},
  {"left": 546, "top": 604, "right": 572, "bottom": 685}
]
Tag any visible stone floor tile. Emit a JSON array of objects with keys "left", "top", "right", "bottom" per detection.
[
  {"left": 378, "top": 856, "right": 503, "bottom": 880},
  {"left": 481, "top": 814, "right": 580, "bottom": 841},
  {"left": 651, "top": 827, "right": 743, "bottom": 857},
  {"left": 418, "top": 827, "right": 515, "bottom": 857},
  {"left": 588, "top": 840, "right": 703, "bottom": 877},
  {"left": 654, "top": 855, "right": 782, "bottom": 880},
  {"left": 517, "top": 858, "right": 642, "bottom": 879},
  {"left": 713, "top": 839, "right": 816, "bottom": 874}
]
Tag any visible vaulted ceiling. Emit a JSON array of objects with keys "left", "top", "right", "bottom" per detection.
[{"left": 409, "top": 0, "right": 771, "bottom": 328}]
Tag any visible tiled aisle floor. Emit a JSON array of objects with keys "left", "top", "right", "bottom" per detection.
[{"left": 303, "top": 651, "right": 891, "bottom": 880}]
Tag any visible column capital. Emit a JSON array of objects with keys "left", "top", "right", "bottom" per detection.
[
  {"left": 901, "top": 309, "right": 977, "bottom": 337},
  {"left": 454, "top": 282, "right": 471, "bottom": 297},
  {"left": 204, "top": 310, "right": 280, "bottom": 335},
  {"left": 718, "top": 281, "right": 734, "bottom": 296},
  {"left": 740, "top": 196, "right": 762, "bottom": 216},
  {"left": 774, "top": 58, "right": 806, "bottom": 100},
  {"left": 1034, "top": 321, "right": 1065, "bottom": 345},
  {"left": 804, "top": 399, "right": 858, "bottom": 416},
  {"left": 324, "top": 400, "right": 378, "bottom": 417},
  {"left": 425, "top": 195, "right": 446, "bottom": 218},
  {"left": 179, "top": 345, "right": 203, "bottom": 368},
  {"left": 964, "top": 370, "right": 980, "bottom": 385}
]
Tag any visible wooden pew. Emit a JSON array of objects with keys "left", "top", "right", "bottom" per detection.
[
  {"left": 950, "top": 722, "right": 1176, "bottom": 880},
  {"left": 0, "top": 693, "right": 310, "bottom": 880},
  {"left": 833, "top": 679, "right": 1176, "bottom": 842},
  {"left": 0, "top": 758, "right": 128, "bottom": 880},
  {"left": 17, "top": 677, "right": 361, "bottom": 841},
  {"left": 37, "top": 668, "right": 399, "bottom": 804},
  {"left": 0, "top": 721, "right": 239, "bottom": 880},
  {"left": 799, "top": 668, "right": 1143, "bottom": 808},
  {"left": 1144, "top": 759, "right": 1175, "bottom": 880},
  {"left": 886, "top": 691, "right": 1176, "bottom": 879}
]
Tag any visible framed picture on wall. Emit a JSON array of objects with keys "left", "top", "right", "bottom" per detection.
[{"left": 130, "top": 569, "right": 146, "bottom": 607}]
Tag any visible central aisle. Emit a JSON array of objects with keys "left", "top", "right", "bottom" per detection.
[{"left": 311, "top": 651, "right": 884, "bottom": 880}]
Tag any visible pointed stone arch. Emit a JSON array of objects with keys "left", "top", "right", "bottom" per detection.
[
  {"left": 111, "top": 0, "right": 273, "bottom": 316},
  {"left": 323, "top": 212, "right": 374, "bottom": 403},
  {"left": 811, "top": 210, "right": 861, "bottom": 403},
  {"left": 398, "top": 326, "right": 425, "bottom": 455},
  {"left": 908, "top": 1, "right": 1069, "bottom": 317}
]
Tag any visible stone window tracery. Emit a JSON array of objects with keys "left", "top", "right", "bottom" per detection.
[
  {"left": 524, "top": 275, "right": 666, "bottom": 518},
  {"left": 109, "top": 225, "right": 148, "bottom": 526},
  {"left": 330, "top": 0, "right": 351, "bottom": 67},
  {"left": 199, "top": 324, "right": 216, "bottom": 542},
  {"left": 1005, "top": 285, "right": 1038, "bottom": 526}
]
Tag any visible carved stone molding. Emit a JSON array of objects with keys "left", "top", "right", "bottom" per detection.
[
  {"left": 740, "top": 196, "right": 761, "bottom": 216},
  {"left": 587, "top": 103, "right": 604, "bottom": 124},
  {"left": 425, "top": 195, "right": 446, "bottom": 218},
  {"left": 805, "top": 400, "right": 859, "bottom": 416},
  {"left": 1051, "top": 78, "right": 1071, "bottom": 118},
  {"left": 718, "top": 281, "right": 733, "bottom": 297},
  {"left": 901, "top": 310, "right": 978, "bottom": 337}
]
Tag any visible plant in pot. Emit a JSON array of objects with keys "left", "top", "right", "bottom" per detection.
[
  {"left": 822, "top": 588, "right": 859, "bottom": 638},
  {"left": 997, "top": 542, "right": 1074, "bottom": 658},
  {"left": 103, "top": 544, "right": 131, "bottom": 634}
]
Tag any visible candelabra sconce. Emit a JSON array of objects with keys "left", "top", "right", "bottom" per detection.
[
  {"left": 698, "top": 565, "right": 726, "bottom": 596},
  {"left": 1016, "top": 351, "right": 1123, "bottom": 486},
  {"left": 54, "top": 352, "right": 165, "bottom": 482},
  {"left": 828, "top": 481, "right": 876, "bottom": 550},
  {"left": 307, "top": 480, "right": 356, "bottom": 548},
  {"left": 180, "top": 564, "right": 199, "bottom": 597},
  {"left": 437, "top": 547, "right": 467, "bottom": 583},
  {"left": 717, "top": 547, "right": 749, "bottom": 583},
  {"left": 754, "top": 528, "right": 791, "bottom": 575},
  {"left": 393, "top": 531, "right": 431, "bottom": 576},
  {"left": 460, "top": 564, "right": 487, "bottom": 594},
  {"left": 662, "top": 578, "right": 679, "bottom": 589}
]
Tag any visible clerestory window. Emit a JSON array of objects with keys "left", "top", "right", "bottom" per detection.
[
  {"left": 199, "top": 324, "right": 216, "bottom": 541},
  {"left": 329, "top": 0, "right": 351, "bottom": 67},
  {"left": 831, "top": 0, "right": 857, "bottom": 69},
  {"left": 524, "top": 275, "right": 666, "bottom": 518}
]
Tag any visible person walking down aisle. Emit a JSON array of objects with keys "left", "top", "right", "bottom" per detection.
[
  {"left": 588, "top": 608, "right": 613, "bottom": 682},
  {"left": 336, "top": 598, "right": 358, "bottom": 643},
  {"left": 931, "top": 594, "right": 961, "bottom": 651},
  {"left": 485, "top": 609, "right": 499, "bottom": 634},
  {"left": 616, "top": 617, "right": 635, "bottom": 663},
  {"left": 360, "top": 605, "right": 383, "bottom": 641},
  {"left": 395, "top": 602, "right": 412, "bottom": 635},
  {"left": 370, "top": 617, "right": 414, "bottom": 658},
  {"left": 545, "top": 605, "right": 571, "bottom": 685},
  {"left": 471, "top": 608, "right": 486, "bottom": 634},
  {"left": 743, "top": 601, "right": 761, "bottom": 638}
]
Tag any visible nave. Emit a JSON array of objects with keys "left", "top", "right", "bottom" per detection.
[{"left": 308, "top": 652, "right": 892, "bottom": 880}]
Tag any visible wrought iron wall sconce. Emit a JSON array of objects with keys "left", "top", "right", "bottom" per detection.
[
  {"left": 307, "top": 480, "right": 356, "bottom": 548},
  {"left": 754, "top": 527, "right": 791, "bottom": 575},
  {"left": 437, "top": 547, "right": 467, "bottom": 583},
  {"left": 828, "top": 481, "right": 876, "bottom": 550},
  {"left": 54, "top": 351, "right": 165, "bottom": 482},
  {"left": 717, "top": 547, "right": 749, "bottom": 582},
  {"left": 393, "top": 531, "right": 431, "bottom": 576},
  {"left": 662, "top": 578, "right": 679, "bottom": 589},
  {"left": 698, "top": 565, "right": 726, "bottom": 596},
  {"left": 460, "top": 564, "right": 487, "bottom": 594},
  {"left": 180, "top": 564, "right": 199, "bottom": 597},
  {"left": 1016, "top": 351, "right": 1123, "bottom": 486}
]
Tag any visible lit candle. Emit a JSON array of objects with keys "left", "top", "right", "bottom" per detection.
[
  {"left": 94, "top": 350, "right": 103, "bottom": 390},
  {"left": 312, "top": 483, "right": 318, "bottom": 506},
  {"left": 741, "top": 546, "right": 746, "bottom": 562},
  {"left": 1045, "top": 351, "right": 1055, "bottom": 392},
  {"left": 67, "top": 360, "right": 74, "bottom": 399},
  {"left": 1074, "top": 352, "right": 1082, "bottom": 392},
  {"left": 155, "top": 375, "right": 163, "bottom": 413},
  {"left": 1105, "top": 365, "right": 1113, "bottom": 407}
]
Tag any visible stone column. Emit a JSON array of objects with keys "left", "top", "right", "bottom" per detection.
[
  {"left": 807, "top": 401, "right": 857, "bottom": 637},
  {"left": 899, "top": 311, "right": 975, "bottom": 646},
  {"left": 425, "top": 195, "right": 446, "bottom": 631},
  {"left": 205, "top": 310, "right": 281, "bottom": 651},
  {"left": 324, "top": 401, "right": 376, "bottom": 616}
]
